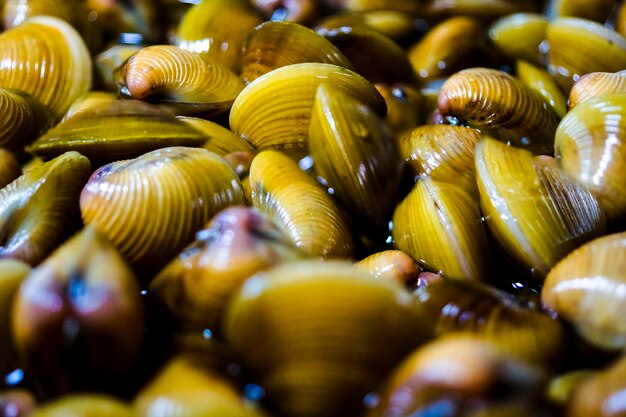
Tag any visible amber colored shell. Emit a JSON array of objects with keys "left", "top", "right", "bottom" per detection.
[
  {"left": 29, "top": 395, "right": 131, "bottom": 417},
  {"left": 555, "top": 94, "right": 626, "bottom": 223},
  {"left": 86, "top": 0, "right": 158, "bottom": 42},
  {"left": 438, "top": 67, "right": 560, "bottom": 155},
  {"left": 425, "top": 0, "right": 540, "bottom": 20},
  {"left": 0, "top": 259, "right": 30, "bottom": 376},
  {"left": 0, "top": 152, "right": 91, "bottom": 266},
  {"left": 177, "top": 116, "right": 256, "bottom": 157},
  {"left": 80, "top": 147, "right": 245, "bottom": 272},
  {"left": 0, "top": 16, "right": 91, "bottom": 119},
  {"left": 117, "top": 45, "right": 244, "bottom": 116},
  {"left": 241, "top": 21, "right": 353, "bottom": 84},
  {"left": 476, "top": 138, "right": 605, "bottom": 279},
  {"left": 0, "top": 88, "right": 54, "bottom": 153},
  {"left": 516, "top": 60, "right": 567, "bottom": 118},
  {"left": 308, "top": 83, "right": 402, "bottom": 236},
  {"left": 0, "top": 148, "right": 21, "bottom": 189},
  {"left": 223, "top": 261, "right": 433, "bottom": 417},
  {"left": 331, "top": 0, "right": 422, "bottom": 14},
  {"left": 62, "top": 92, "right": 118, "bottom": 121},
  {"left": 568, "top": 71, "right": 626, "bottom": 109},
  {"left": 546, "top": 0, "right": 615, "bottom": 23},
  {"left": 489, "top": 13, "right": 548, "bottom": 65},
  {"left": 399, "top": 124, "right": 482, "bottom": 196},
  {"left": 568, "top": 355, "right": 626, "bottom": 417},
  {"left": 355, "top": 250, "right": 419, "bottom": 287},
  {"left": 249, "top": 150, "right": 354, "bottom": 259},
  {"left": 374, "top": 83, "right": 424, "bottom": 133}
]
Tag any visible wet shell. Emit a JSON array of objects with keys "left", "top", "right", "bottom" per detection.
[
  {"left": 230, "top": 63, "right": 386, "bottom": 157},
  {"left": 30, "top": 395, "right": 132, "bottom": 417},
  {"left": 0, "top": 148, "right": 21, "bottom": 189},
  {"left": 319, "top": 25, "right": 416, "bottom": 84},
  {"left": 355, "top": 250, "right": 419, "bottom": 287},
  {"left": 425, "top": 0, "right": 540, "bottom": 20},
  {"left": 117, "top": 45, "right": 244, "bottom": 116},
  {"left": 399, "top": 124, "right": 482, "bottom": 196},
  {"left": 568, "top": 71, "right": 626, "bottom": 109},
  {"left": 80, "top": 147, "right": 245, "bottom": 273},
  {"left": 0, "top": 88, "right": 54, "bottom": 153},
  {"left": 61, "top": 91, "right": 118, "bottom": 121},
  {"left": 516, "top": 60, "right": 567, "bottom": 119},
  {"left": 12, "top": 227, "right": 143, "bottom": 396},
  {"left": 367, "top": 335, "right": 546, "bottom": 417},
  {"left": 543, "top": 232, "right": 626, "bottom": 350},
  {"left": 546, "top": 0, "right": 615, "bottom": 23},
  {"left": 0, "top": 259, "right": 30, "bottom": 376},
  {"left": 374, "top": 83, "right": 424, "bottom": 133},
  {"left": 328, "top": 0, "right": 422, "bottom": 14},
  {"left": 438, "top": 67, "right": 560, "bottom": 155},
  {"left": 392, "top": 178, "right": 490, "bottom": 281},
  {"left": 0, "top": 152, "right": 91, "bottom": 266},
  {"left": 241, "top": 21, "right": 353, "bottom": 84},
  {"left": 177, "top": 116, "right": 256, "bottom": 157},
  {"left": 489, "top": 13, "right": 548, "bottom": 65},
  {"left": 85, "top": 0, "right": 158, "bottom": 42},
  {"left": 308, "top": 83, "right": 402, "bottom": 236},
  {"left": 0, "top": 16, "right": 91, "bottom": 119},
  {"left": 361, "top": 10, "right": 417, "bottom": 40},
  {"left": 95, "top": 42, "right": 144, "bottom": 92},
  {"left": 223, "top": 261, "right": 433, "bottom": 417},
  {"left": 150, "top": 207, "right": 306, "bottom": 332},
  {"left": 476, "top": 138, "right": 605, "bottom": 279},
  {"left": 408, "top": 16, "right": 487, "bottom": 81},
  {"left": 555, "top": 94, "right": 626, "bottom": 223},
  {"left": 545, "top": 18, "right": 626, "bottom": 91},
  {"left": 176, "top": 0, "right": 262, "bottom": 72},
  {"left": 27, "top": 99, "right": 209, "bottom": 164},
  {"left": 249, "top": 150, "right": 354, "bottom": 259}
]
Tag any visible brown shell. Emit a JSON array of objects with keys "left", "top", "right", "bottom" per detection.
[
  {"left": 0, "top": 88, "right": 54, "bottom": 153},
  {"left": 85, "top": 0, "right": 159, "bottom": 42},
  {"left": 355, "top": 250, "right": 419, "bottom": 287},
  {"left": 438, "top": 67, "right": 560, "bottom": 155},
  {"left": 489, "top": 13, "right": 548, "bottom": 65},
  {"left": 568, "top": 71, "right": 626, "bottom": 109},
  {"left": 0, "top": 148, "right": 21, "bottom": 189},
  {"left": 516, "top": 59, "right": 567, "bottom": 118},
  {"left": 80, "top": 147, "right": 245, "bottom": 273},
  {"left": 176, "top": 116, "right": 256, "bottom": 157},
  {"left": 374, "top": 83, "right": 424, "bottom": 133},
  {"left": 425, "top": 0, "right": 541, "bottom": 20}
]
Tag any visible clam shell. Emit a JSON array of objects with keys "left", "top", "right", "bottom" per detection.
[
  {"left": 308, "top": 82, "right": 402, "bottom": 236},
  {"left": 355, "top": 250, "right": 419, "bottom": 287},
  {"left": 95, "top": 43, "right": 144, "bottom": 92},
  {"left": 543, "top": 232, "right": 626, "bottom": 350},
  {"left": 176, "top": 116, "right": 256, "bottom": 157},
  {"left": 80, "top": 147, "right": 245, "bottom": 272},
  {"left": 361, "top": 10, "right": 417, "bottom": 40},
  {"left": 408, "top": 16, "right": 487, "bottom": 81},
  {"left": 241, "top": 21, "right": 353, "bottom": 84},
  {"left": 0, "top": 16, "right": 91, "bottom": 119},
  {"left": 476, "top": 138, "right": 605, "bottom": 279},
  {"left": 0, "top": 152, "right": 91, "bottom": 266},
  {"left": 176, "top": 0, "right": 263, "bottom": 72},
  {"left": 399, "top": 124, "right": 482, "bottom": 196},
  {"left": 555, "top": 94, "right": 626, "bottom": 223},
  {"left": 374, "top": 83, "right": 424, "bottom": 133},
  {"left": 117, "top": 45, "right": 244, "bottom": 116},
  {"left": 489, "top": 13, "right": 548, "bottom": 65},
  {"left": 0, "top": 148, "right": 21, "bottom": 189},
  {"left": 0, "top": 259, "right": 30, "bottom": 376},
  {"left": 546, "top": 0, "right": 615, "bottom": 23},
  {"left": 85, "top": 0, "right": 158, "bottom": 42},
  {"left": 545, "top": 17, "right": 626, "bottom": 91},
  {"left": 249, "top": 150, "right": 354, "bottom": 259},
  {"left": 568, "top": 71, "right": 626, "bottom": 109},
  {"left": 332, "top": 0, "right": 422, "bottom": 14},
  {"left": 29, "top": 395, "right": 132, "bottom": 417},
  {"left": 27, "top": 99, "right": 209, "bottom": 164},
  {"left": 150, "top": 207, "right": 306, "bottom": 332},
  {"left": 425, "top": 0, "right": 540, "bottom": 20},
  {"left": 516, "top": 60, "right": 567, "bottom": 118},
  {"left": 438, "top": 67, "right": 560, "bottom": 155},
  {"left": 392, "top": 178, "right": 490, "bottom": 281},
  {"left": 230, "top": 63, "right": 386, "bottom": 158},
  {"left": 0, "top": 88, "right": 54, "bottom": 153},
  {"left": 223, "top": 260, "right": 433, "bottom": 417}
]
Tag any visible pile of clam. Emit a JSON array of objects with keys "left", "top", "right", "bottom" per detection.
[{"left": 2, "top": 0, "right": 626, "bottom": 416}]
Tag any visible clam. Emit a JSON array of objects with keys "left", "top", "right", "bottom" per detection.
[
  {"left": 230, "top": 63, "right": 386, "bottom": 158},
  {"left": 415, "top": 278, "right": 567, "bottom": 366},
  {"left": 545, "top": 18, "right": 626, "bottom": 91},
  {"left": 476, "top": 138, "right": 605, "bottom": 279},
  {"left": 425, "top": 0, "right": 541, "bottom": 20},
  {"left": 408, "top": 16, "right": 488, "bottom": 81},
  {"left": 0, "top": 260, "right": 30, "bottom": 377},
  {"left": 176, "top": 0, "right": 262, "bottom": 72},
  {"left": 241, "top": 21, "right": 353, "bottom": 84},
  {"left": 374, "top": 83, "right": 424, "bottom": 134},
  {"left": 251, "top": 0, "right": 317, "bottom": 25},
  {"left": 12, "top": 227, "right": 143, "bottom": 396},
  {"left": 117, "top": 45, "right": 244, "bottom": 116},
  {"left": 150, "top": 207, "right": 306, "bottom": 333},
  {"left": 176, "top": 116, "right": 256, "bottom": 157},
  {"left": 27, "top": 99, "right": 209, "bottom": 165},
  {"left": 80, "top": 147, "right": 245, "bottom": 274},
  {"left": 392, "top": 178, "right": 490, "bottom": 281},
  {"left": 315, "top": 11, "right": 417, "bottom": 41},
  {"left": 223, "top": 261, "right": 434, "bottom": 417},
  {"left": 568, "top": 71, "right": 626, "bottom": 109},
  {"left": 30, "top": 395, "right": 132, "bottom": 417},
  {"left": 546, "top": 0, "right": 616, "bottom": 23},
  {"left": 0, "top": 148, "right": 21, "bottom": 189},
  {"left": 319, "top": 25, "right": 416, "bottom": 84},
  {"left": 133, "top": 351, "right": 270, "bottom": 417},
  {"left": 95, "top": 41, "right": 144, "bottom": 92},
  {"left": 555, "top": 94, "right": 626, "bottom": 223},
  {"left": 399, "top": 124, "right": 482, "bottom": 196},
  {"left": 0, "top": 16, "right": 91, "bottom": 119},
  {"left": 325, "top": 0, "right": 422, "bottom": 14},
  {"left": 438, "top": 67, "right": 560, "bottom": 155},
  {"left": 249, "top": 150, "right": 354, "bottom": 259},
  {"left": 516, "top": 60, "right": 567, "bottom": 119},
  {"left": 85, "top": 0, "right": 159, "bottom": 42},
  {"left": 0, "top": 88, "right": 54, "bottom": 153},
  {"left": 62, "top": 92, "right": 118, "bottom": 121},
  {"left": 366, "top": 335, "right": 546, "bottom": 417},
  {"left": 489, "top": 13, "right": 548, "bottom": 65},
  {"left": 355, "top": 250, "right": 420, "bottom": 288},
  {"left": 542, "top": 232, "right": 626, "bottom": 350},
  {"left": 308, "top": 83, "right": 402, "bottom": 237},
  {"left": 0, "top": 152, "right": 91, "bottom": 266}
]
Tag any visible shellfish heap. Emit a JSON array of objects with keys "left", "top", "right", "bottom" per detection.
[{"left": 1, "top": 1, "right": 626, "bottom": 417}]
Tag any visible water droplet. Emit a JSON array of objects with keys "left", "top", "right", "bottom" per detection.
[
  {"left": 363, "top": 392, "right": 380, "bottom": 408},
  {"left": 202, "top": 329, "right": 213, "bottom": 339},
  {"left": 4, "top": 369, "right": 24, "bottom": 386},
  {"left": 244, "top": 383, "right": 265, "bottom": 401}
]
